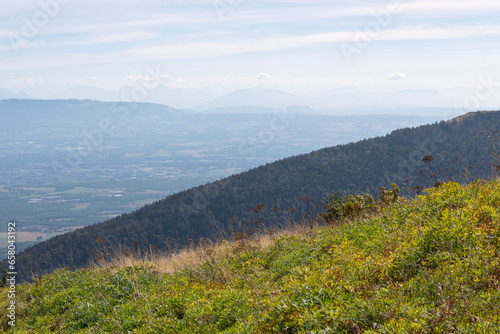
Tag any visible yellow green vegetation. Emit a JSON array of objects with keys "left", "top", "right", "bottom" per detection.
[{"left": 1, "top": 180, "right": 500, "bottom": 333}]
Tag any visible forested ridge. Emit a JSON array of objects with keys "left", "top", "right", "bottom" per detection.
[{"left": 4, "top": 110, "right": 500, "bottom": 282}]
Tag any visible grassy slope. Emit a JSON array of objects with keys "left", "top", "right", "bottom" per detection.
[{"left": 1, "top": 180, "right": 500, "bottom": 333}]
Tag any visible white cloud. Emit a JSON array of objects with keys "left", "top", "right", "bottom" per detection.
[
  {"left": 388, "top": 72, "right": 405, "bottom": 80},
  {"left": 10, "top": 77, "right": 44, "bottom": 87},
  {"left": 403, "top": 0, "right": 500, "bottom": 15},
  {"left": 126, "top": 72, "right": 170, "bottom": 86},
  {"left": 83, "top": 32, "right": 158, "bottom": 45},
  {"left": 257, "top": 73, "right": 268, "bottom": 80},
  {"left": 0, "top": 30, "right": 14, "bottom": 38},
  {"left": 118, "top": 25, "right": 500, "bottom": 62},
  {"left": 2, "top": 23, "right": 500, "bottom": 75},
  {"left": 257, "top": 73, "right": 272, "bottom": 80}
]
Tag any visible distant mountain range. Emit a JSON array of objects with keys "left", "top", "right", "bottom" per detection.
[
  {"left": 4, "top": 109, "right": 500, "bottom": 282},
  {"left": 2, "top": 85, "right": 494, "bottom": 112},
  {"left": 193, "top": 88, "right": 305, "bottom": 110},
  {"left": 194, "top": 87, "right": 456, "bottom": 110},
  {"left": 0, "top": 87, "right": 32, "bottom": 99}
]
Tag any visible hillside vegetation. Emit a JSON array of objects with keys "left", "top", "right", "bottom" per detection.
[
  {"left": 4, "top": 110, "right": 500, "bottom": 282},
  {"left": 2, "top": 179, "right": 500, "bottom": 333}
]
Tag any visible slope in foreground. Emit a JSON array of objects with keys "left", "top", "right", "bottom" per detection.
[{"left": 1, "top": 179, "right": 500, "bottom": 333}]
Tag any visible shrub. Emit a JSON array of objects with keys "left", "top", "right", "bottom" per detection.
[{"left": 322, "top": 184, "right": 399, "bottom": 222}]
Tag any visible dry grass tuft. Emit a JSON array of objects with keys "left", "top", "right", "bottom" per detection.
[{"left": 94, "top": 219, "right": 320, "bottom": 275}]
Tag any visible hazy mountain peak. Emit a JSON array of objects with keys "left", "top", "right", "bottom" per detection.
[{"left": 194, "top": 87, "right": 306, "bottom": 110}]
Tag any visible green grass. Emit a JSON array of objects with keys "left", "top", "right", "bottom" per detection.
[
  {"left": 21, "top": 187, "right": 57, "bottom": 192},
  {"left": 1, "top": 180, "right": 500, "bottom": 333},
  {"left": 70, "top": 204, "right": 91, "bottom": 210},
  {"left": 62, "top": 187, "right": 96, "bottom": 194}
]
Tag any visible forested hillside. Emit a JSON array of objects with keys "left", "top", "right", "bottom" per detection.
[{"left": 4, "top": 110, "right": 500, "bottom": 281}]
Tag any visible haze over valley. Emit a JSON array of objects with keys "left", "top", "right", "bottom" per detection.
[{"left": 0, "top": 99, "right": 446, "bottom": 258}]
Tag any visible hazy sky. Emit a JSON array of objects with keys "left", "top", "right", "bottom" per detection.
[{"left": 2, "top": 0, "right": 500, "bottom": 94}]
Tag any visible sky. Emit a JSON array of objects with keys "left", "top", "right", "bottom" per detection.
[{"left": 1, "top": 0, "right": 500, "bottom": 99}]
